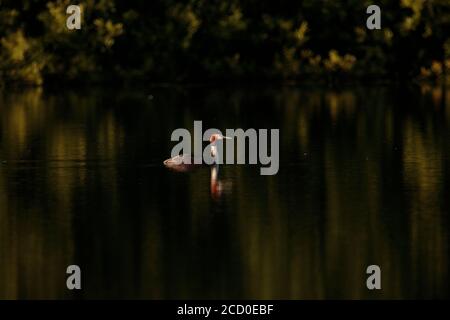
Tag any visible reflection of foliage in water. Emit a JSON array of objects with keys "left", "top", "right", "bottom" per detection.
[{"left": 0, "top": 86, "right": 449, "bottom": 298}]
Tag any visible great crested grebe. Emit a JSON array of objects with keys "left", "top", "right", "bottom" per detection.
[{"left": 163, "top": 133, "right": 231, "bottom": 172}]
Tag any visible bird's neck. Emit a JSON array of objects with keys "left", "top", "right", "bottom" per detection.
[{"left": 211, "top": 145, "right": 218, "bottom": 163}]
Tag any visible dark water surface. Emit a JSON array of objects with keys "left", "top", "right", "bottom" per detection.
[{"left": 0, "top": 85, "right": 449, "bottom": 299}]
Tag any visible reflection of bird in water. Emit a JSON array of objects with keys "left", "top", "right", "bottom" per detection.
[
  {"left": 210, "top": 165, "right": 222, "bottom": 200},
  {"left": 164, "top": 133, "right": 232, "bottom": 199},
  {"left": 163, "top": 133, "right": 231, "bottom": 172}
]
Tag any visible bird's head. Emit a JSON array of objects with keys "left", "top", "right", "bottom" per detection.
[{"left": 209, "top": 133, "right": 232, "bottom": 144}]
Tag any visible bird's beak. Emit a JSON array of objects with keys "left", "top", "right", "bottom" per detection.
[{"left": 222, "top": 136, "right": 232, "bottom": 140}]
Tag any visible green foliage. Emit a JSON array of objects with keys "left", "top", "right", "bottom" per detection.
[{"left": 0, "top": 0, "right": 448, "bottom": 85}]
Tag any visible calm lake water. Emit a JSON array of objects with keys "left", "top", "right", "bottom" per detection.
[{"left": 0, "top": 85, "right": 449, "bottom": 299}]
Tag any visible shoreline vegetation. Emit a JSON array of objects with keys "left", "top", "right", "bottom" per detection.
[{"left": 0, "top": 1, "right": 449, "bottom": 86}]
